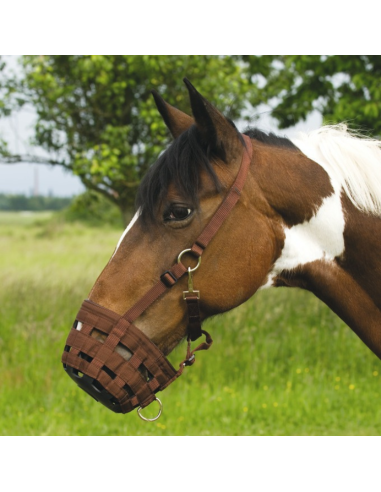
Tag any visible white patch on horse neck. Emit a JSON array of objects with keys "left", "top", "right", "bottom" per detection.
[
  {"left": 260, "top": 166, "right": 346, "bottom": 290},
  {"left": 112, "top": 210, "right": 140, "bottom": 258}
]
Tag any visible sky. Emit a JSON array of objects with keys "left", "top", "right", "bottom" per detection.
[
  {"left": 0, "top": 108, "right": 85, "bottom": 197},
  {"left": 0, "top": 56, "right": 85, "bottom": 197},
  {"left": 0, "top": 56, "right": 322, "bottom": 197}
]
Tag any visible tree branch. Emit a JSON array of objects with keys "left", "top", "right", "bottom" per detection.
[{"left": 0, "top": 153, "right": 70, "bottom": 168}]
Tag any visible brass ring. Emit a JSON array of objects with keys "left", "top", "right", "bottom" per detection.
[
  {"left": 137, "top": 398, "right": 163, "bottom": 422},
  {"left": 177, "top": 248, "right": 202, "bottom": 272}
]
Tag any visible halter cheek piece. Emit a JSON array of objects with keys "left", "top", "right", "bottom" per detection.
[{"left": 62, "top": 135, "right": 253, "bottom": 421}]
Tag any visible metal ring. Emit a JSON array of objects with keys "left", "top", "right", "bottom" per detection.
[
  {"left": 137, "top": 398, "right": 163, "bottom": 422},
  {"left": 177, "top": 248, "right": 202, "bottom": 273}
]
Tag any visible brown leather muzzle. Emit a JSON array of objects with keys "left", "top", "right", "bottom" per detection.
[{"left": 62, "top": 135, "right": 253, "bottom": 417}]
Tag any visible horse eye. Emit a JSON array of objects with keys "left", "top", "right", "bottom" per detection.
[{"left": 164, "top": 206, "right": 193, "bottom": 222}]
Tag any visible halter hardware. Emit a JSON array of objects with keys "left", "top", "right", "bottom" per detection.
[
  {"left": 160, "top": 270, "right": 179, "bottom": 288},
  {"left": 183, "top": 267, "right": 200, "bottom": 300},
  {"left": 137, "top": 397, "right": 163, "bottom": 422},
  {"left": 62, "top": 135, "right": 253, "bottom": 420},
  {"left": 177, "top": 248, "right": 202, "bottom": 273}
]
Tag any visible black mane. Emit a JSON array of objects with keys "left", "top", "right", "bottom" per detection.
[
  {"left": 136, "top": 126, "right": 297, "bottom": 223},
  {"left": 243, "top": 128, "right": 298, "bottom": 150}
]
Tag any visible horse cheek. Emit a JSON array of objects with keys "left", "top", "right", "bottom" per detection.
[{"left": 200, "top": 221, "right": 277, "bottom": 315}]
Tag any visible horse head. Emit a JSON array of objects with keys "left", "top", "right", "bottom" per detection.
[
  {"left": 63, "top": 79, "right": 381, "bottom": 418},
  {"left": 88, "top": 80, "right": 279, "bottom": 354}
]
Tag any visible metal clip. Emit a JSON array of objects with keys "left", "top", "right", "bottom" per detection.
[
  {"left": 183, "top": 267, "right": 200, "bottom": 300},
  {"left": 184, "top": 354, "right": 196, "bottom": 366}
]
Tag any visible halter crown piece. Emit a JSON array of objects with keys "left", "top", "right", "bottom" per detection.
[{"left": 62, "top": 135, "right": 253, "bottom": 421}]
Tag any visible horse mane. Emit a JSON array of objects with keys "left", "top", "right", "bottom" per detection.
[
  {"left": 136, "top": 122, "right": 381, "bottom": 223},
  {"left": 292, "top": 124, "right": 381, "bottom": 216},
  {"left": 244, "top": 128, "right": 298, "bottom": 150}
]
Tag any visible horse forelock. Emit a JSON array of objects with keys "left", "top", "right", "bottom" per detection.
[
  {"left": 292, "top": 124, "right": 381, "bottom": 216},
  {"left": 135, "top": 125, "right": 221, "bottom": 225}
]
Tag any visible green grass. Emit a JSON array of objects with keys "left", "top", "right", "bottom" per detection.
[{"left": 1, "top": 212, "right": 380, "bottom": 435}]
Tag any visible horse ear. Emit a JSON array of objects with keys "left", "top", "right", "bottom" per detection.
[
  {"left": 183, "top": 78, "right": 241, "bottom": 161},
  {"left": 151, "top": 90, "right": 194, "bottom": 139}
]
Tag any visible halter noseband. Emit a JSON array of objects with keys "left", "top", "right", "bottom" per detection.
[{"left": 62, "top": 134, "right": 253, "bottom": 420}]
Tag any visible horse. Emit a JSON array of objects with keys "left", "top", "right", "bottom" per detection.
[{"left": 62, "top": 78, "right": 381, "bottom": 419}]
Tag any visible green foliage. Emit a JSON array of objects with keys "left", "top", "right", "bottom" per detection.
[
  {"left": 1, "top": 213, "right": 380, "bottom": 435},
  {"left": 0, "top": 56, "right": 9, "bottom": 117},
  {"left": 0, "top": 56, "right": 257, "bottom": 221},
  {"left": 62, "top": 190, "right": 123, "bottom": 227},
  {"left": 245, "top": 55, "right": 381, "bottom": 134},
  {"left": 0, "top": 57, "right": 11, "bottom": 154},
  {"left": 0, "top": 193, "right": 71, "bottom": 211}
]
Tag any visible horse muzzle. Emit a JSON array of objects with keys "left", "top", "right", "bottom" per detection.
[{"left": 62, "top": 300, "right": 180, "bottom": 416}]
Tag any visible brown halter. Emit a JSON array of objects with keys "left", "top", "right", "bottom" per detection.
[{"left": 62, "top": 134, "right": 253, "bottom": 420}]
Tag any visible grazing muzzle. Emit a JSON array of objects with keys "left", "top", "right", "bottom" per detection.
[
  {"left": 63, "top": 300, "right": 184, "bottom": 414},
  {"left": 61, "top": 135, "right": 253, "bottom": 419}
]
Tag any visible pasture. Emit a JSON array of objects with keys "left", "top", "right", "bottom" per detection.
[{"left": 1, "top": 212, "right": 380, "bottom": 436}]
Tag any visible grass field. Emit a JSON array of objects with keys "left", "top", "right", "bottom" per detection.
[{"left": 1, "top": 211, "right": 380, "bottom": 435}]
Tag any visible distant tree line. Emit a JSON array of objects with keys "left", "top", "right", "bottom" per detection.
[{"left": 0, "top": 193, "right": 72, "bottom": 211}]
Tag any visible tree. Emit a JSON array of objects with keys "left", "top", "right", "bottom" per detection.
[
  {"left": 0, "top": 56, "right": 260, "bottom": 225},
  {"left": 0, "top": 57, "right": 10, "bottom": 155},
  {"left": 244, "top": 55, "right": 381, "bottom": 135}
]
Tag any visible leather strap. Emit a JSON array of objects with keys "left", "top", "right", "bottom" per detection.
[
  {"left": 184, "top": 292, "right": 202, "bottom": 341},
  {"left": 182, "top": 134, "right": 253, "bottom": 342},
  {"left": 191, "top": 134, "right": 253, "bottom": 258}
]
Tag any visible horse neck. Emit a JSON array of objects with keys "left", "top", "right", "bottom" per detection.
[
  {"left": 251, "top": 143, "right": 334, "bottom": 227},
  {"left": 250, "top": 142, "right": 381, "bottom": 361}
]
